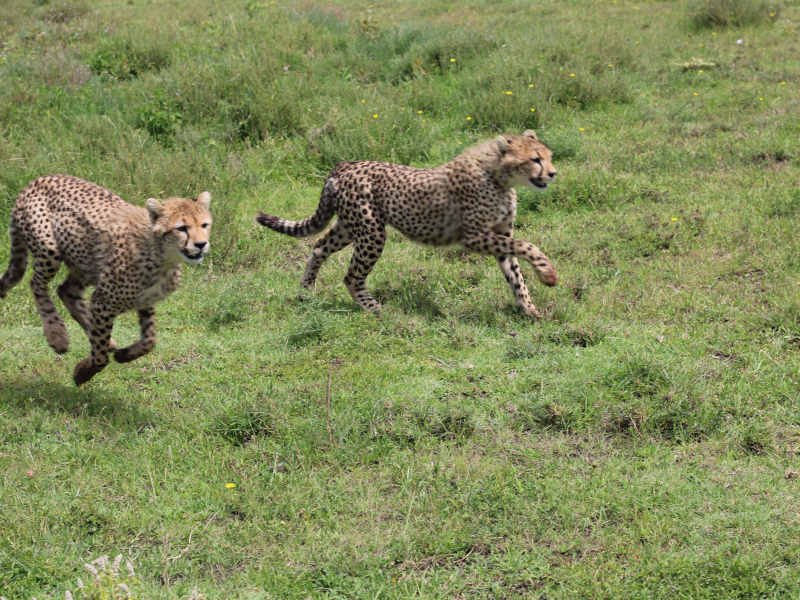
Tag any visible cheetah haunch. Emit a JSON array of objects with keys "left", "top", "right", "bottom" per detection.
[
  {"left": 256, "top": 130, "right": 557, "bottom": 316},
  {"left": 0, "top": 175, "right": 212, "bottom": 385}
]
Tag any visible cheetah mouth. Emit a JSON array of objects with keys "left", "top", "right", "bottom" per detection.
[
  {"left": 530, "top": 179, "right": 548, "bottom": 189},
  {"left": 181, "top": 249, "right": 205, "bottom": 264}
]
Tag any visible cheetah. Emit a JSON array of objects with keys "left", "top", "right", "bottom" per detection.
[
  {"left": 0, "top": 175, "right": 212, "bottom": 385},
  {"left": 256, "top": 130, "right": 558, "bottom": 316}
]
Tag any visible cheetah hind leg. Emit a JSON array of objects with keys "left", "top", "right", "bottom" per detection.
[
  {"left": 0, "top": 217, "right": 29, "bottom": 299},
  {"left": 343, "top": 228, "right": 386, "bottom": 312},
  {"left": 30, "top": 256, "right": 70, "bottom": 354},
  {"left": 73, "top": 302, "right": 116, "bottom": 385},
  {"left": 57, "top": 273, "right": 118, "bottom": 350},
  {"left": 299, "top": 221, "right": 352, "bottom": 299}
]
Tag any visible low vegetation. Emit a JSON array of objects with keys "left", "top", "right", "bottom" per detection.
[{"left": 1, "top": 0, "right": 798, "bottom": 597}]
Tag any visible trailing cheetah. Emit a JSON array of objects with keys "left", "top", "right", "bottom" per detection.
[
  {"left": 0, "top": 175, "right": 212, "bottom": 384},
  {"left": 256, "top": 130, "right": 557, "bottom": 316}
]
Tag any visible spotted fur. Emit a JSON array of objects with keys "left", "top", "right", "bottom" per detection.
[
  {"left": 256, "top": 130, "right": 558, "bottom": 316},
  {"left": 0, "top": 175, "right": 212, "bottom": 385}
]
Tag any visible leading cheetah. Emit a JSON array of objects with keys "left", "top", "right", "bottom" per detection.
[
  {"left": 0, "top": 175, "right": 212, "bottom": 385},
  {"left": 256, "top": 130, "right": 557, "bottom": 316}
]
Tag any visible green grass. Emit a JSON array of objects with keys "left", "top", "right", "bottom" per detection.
[{"left": 1, "top": 0, "right": 799, "bottom": 597}]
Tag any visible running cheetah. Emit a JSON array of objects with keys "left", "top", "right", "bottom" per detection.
[
  {"left": 256, "top": 130, "right": 557, "bottom": 316},
  {"left": 0, "top": 175, "right": 212, "bottom": 384}
]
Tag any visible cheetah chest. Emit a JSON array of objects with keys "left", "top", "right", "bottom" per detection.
[
  {"left": 491, "top": 196, "right": 517, "bottom": 229},
  {"left": 134, "top": 268, "right": 180, "bottom": 309}
]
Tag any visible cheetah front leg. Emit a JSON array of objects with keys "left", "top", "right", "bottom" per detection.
[
  {"left": 114, "top": 308, "right": 156, "bottom": 364},
  {"left": 464, "top": 231, "right": 556, "bottom": 285},
  {"left": 497, "top": 255, "right": 541, "bottom": 318},
  {"left": 492, "top": 221, "right": 541, "bottom": 317},
  {"left": 73, "top": 298, "right": 117, "bottom": 385},
  {"left": 463, "top": 230, "right": 557, "bottom": 316}
]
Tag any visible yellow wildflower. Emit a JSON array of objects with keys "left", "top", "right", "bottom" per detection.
[
  {"left": 466, "top": 116, "right": 472, "bottom": 121},
  {"left": 569, "top": 73, "right": 576, "bottom": 77},
  {"left": 373, "top": 113, "right": 379, "bottom": 118},
  {"left": 225, "top": 483, "right": 236, "bottom": 489}
]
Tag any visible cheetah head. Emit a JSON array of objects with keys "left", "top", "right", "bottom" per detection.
[
  {"left": 496, "top": 130, "right": 557, "bottom": 190},
  {"left": 147, "top": 192, "right": 213, "bottom": 264}
]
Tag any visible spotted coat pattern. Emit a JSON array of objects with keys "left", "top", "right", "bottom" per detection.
[
  {"left": 0, "top": 175, "right": 213, "bottom": 385},
  {"left": 256, "top": 130, "right": 558, "bottom": 315}
]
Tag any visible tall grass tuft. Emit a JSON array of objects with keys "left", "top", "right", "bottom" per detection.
[
  {"left": 89, "top": 36, "right": 171, "bottom": 80},
  {"left": 689, "top": 0, "right": 779, "bottom": 28}
]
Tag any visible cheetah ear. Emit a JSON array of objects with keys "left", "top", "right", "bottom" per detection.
[
  {"left": 497, "top": 135, "right": 511, "bottom": 154},
  {"left": 523, "top": 129, "right": 538, "bottom": 141},
  {"left": 195, "top": 191, "right": 211, "bottom": 209},
  {"left": 146, "top": 198, "right": 164, "bottom": 222}
]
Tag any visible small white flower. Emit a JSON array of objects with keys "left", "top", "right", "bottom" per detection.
[
  {"left": 736, "top": 39, "right": 743, "bottom": 44},
  {"left": 65, "top": 591, "right": 74, "bottom": 600},
  {"left": 111, "top": 554, "right": 123, "bottom": 576}
]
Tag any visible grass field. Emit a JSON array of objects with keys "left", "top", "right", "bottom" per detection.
[{"left": 1, "top": 0, "right": 799, "bottom": 597}]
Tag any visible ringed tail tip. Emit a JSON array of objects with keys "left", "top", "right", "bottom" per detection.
[{"left": 256, "top": 212, "right": 279, "bottom": 227}]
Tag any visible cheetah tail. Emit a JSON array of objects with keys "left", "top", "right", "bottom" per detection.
[
  {"left": 255, "top": 182, "right": 336, "bottom": 238},
  {"left": 0, "top": 216, "right": 29, "bottom": 299}
]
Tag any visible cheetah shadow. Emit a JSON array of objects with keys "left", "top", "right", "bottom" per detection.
[
  {"left": 373, "top": 281, "right": 552, "bottom": 324},
  {"left": 372, "top": 282, "right": 446, "bottom": 320},
  {"left": 0, "top": 379, "right": 157, "bottom": 432}
]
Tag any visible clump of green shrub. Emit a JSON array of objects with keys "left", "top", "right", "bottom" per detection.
[
  {"left": 689, "top": 0, "right": 779, "bottom": 29},
  {"left": 89, "top": 37, "right": 170, "bottom": 80},
  {"left": 134, "top": 90, "right": 183, "bottom": 145},
  {"left": 210, "top": 402, "right": 274, "bottom": 445}
]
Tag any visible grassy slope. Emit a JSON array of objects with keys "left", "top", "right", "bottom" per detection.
[{"left": 1, "top": 0, "right": 799, "bottom": 597}]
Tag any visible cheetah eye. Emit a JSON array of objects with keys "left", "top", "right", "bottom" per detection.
[
  {"left": 531, "top": 157, "right": 542, "bottom": 165},
  {"left": 176, "top": 225, "right": 189, "bottom": 233},
  {"left": 201, "top": 222, "right": 210, "bottom": 229}
]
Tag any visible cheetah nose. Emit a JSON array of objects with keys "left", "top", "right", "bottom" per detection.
[{"left": 194, "top": 241, "right": 207, "bottom": 250}]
